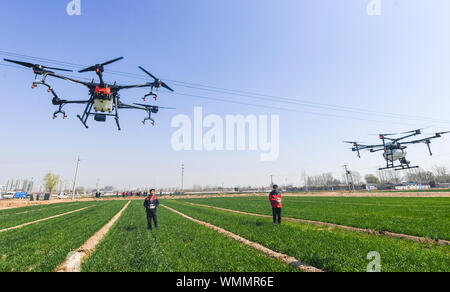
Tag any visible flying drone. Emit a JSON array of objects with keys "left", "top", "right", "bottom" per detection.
[
  {"left": 4, "top": 57, "right": 175, "bottom": 130},
  {"left": 345, "top": 129, "right": 449, "bottom": 171}
]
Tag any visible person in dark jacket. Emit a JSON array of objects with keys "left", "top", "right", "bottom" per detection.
[
  {"left": 269, "top": 184, "right": 282, "bottom": 224},
  {"left": 144, "top": 189, "right": 160, "bottom": 230}
]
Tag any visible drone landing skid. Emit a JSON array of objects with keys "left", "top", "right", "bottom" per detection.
[
  {"left": 379, "top": 165, "right": 420, "bottom": 171},
  {"left": 77, "top": 115, "right": 89, "bottom": 129}
]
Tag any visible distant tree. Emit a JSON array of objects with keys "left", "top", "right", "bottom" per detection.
[
  {"left": 352, "top": 171, "right": 362, "bottom": 185},
  {"left": 382, "top": 170, "right": 402, "bottom": 184},
  {"left": 44, "top": 173, "right": 60, "bottom": 194},
  {"left": 306, "top": 172, "right": 340, "bottom": 188},
  {"left": 365, "top": 174, "right": 380, "bottom": 184},
  {"left": 404, "top": 168, "right": 435, "bottom": 184},
  {"left": 433, "top": 166, "right": 450, "bottom": 183}
]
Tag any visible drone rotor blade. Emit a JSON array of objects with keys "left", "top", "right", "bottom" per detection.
[
  {"left": 344, "top": 141, "right": 364, "bottom": 145},
  {"left": 5, "top": 59, "right": 73, "bottom": 72},
  {"left": 157, "top": 106, "right": 176, "bottom": 110},
  {"left": 161, "top": 82, "right": 174, "bottom": 92},
  {"left": 79, "top": 57, "right": 124, "bottom": 73},
  {"left": 78, "top": 66, "right": 97, "bottom": 73},
  {"left": 138, "top": 66, "right": 158, "bottom": 80},
  {"left": 4, "top": 59, "right": 35, "bottom": 68},
  {"left": 382, "top": 128, "right": 424, "bottom": 136},
  {"left": 133, "top": 103, "right": 152, "bottom": 108},
  {"left": 102, "top": 57, "right": 124, "bottom": 66}
]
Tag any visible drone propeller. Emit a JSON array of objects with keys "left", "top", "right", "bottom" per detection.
[
  {"left": 344, "top": 141, "right": 363, "bottom": 158},
  {"left": 381, "top": 128, "right": 424, "bottom": 137},
  {"left": 344, "top": 141, "right": 364, "bottom": 146},
  {"left": 78, "top": 57, "right": 124, "bottom": 73},
  {"left": 4, "top": 59, "right": 73, "bottom": 72},
  {"left": 138, "top": 66, "right": 174, "bottom": 92},
  {"left": 435, "top": 131, "right": 450, "bottom": 137}
]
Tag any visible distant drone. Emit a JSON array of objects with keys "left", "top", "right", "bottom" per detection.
[
  {"left": 4, "top": 57, "right": 175, "bottom": 130},
  {"left": 345, "top": 129, "right": 449, "bottom": 171}
]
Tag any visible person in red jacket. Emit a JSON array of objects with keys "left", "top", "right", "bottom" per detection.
[{"left": 269, "top": 184, "right": 282, "bottom": 224}]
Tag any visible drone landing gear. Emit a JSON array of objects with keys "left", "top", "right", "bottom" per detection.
[
  {"left": 77, "top": 101, "right": 93, "bottom": 129},
  {"left": 379, "top": 158, "right": 419, "bottom": 171},
  {"left": 77, "top": 115, "right": 89, "bottom": 129},
  {"left": 115, "top": 117, "right": 122, "bottom": 131}
]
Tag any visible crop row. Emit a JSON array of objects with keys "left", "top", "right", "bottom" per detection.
[
  {"left": 82, "top": 201, "right": 294, "bottom": 272},
  {"left": 0, "top": 200, "right": 90, "bottom": 216},
  {"left": 0, "top": 200, "right": 126, "bottom": 272},
  {"left": 0, "top": 201, "right": 100, "bottom": 230},
  {"left": 163, "top": 200, "right": 450, "bottom": 272},
  {"left": 181, "top": 196, "right": 450, "bottom": 240}
]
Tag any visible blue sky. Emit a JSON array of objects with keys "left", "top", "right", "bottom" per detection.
[{"left": 1, "top": 0, "right": 450, "bottom": 190}]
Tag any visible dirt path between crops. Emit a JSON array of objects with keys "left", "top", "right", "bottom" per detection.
[
  {"left": 186, "top": 202, "right": 450, "bottom": 246},
  {"left": 161, "top": 204, "right": 322, "bottom": 272},
  {"left": 0, "top": 206, "right": 93, "bottom": 233},
  {"left": 56, "top": 201, "right": 131, "bottom": 272}
]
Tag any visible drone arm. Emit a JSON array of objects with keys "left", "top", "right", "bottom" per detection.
[
  {"left": 117, "top": 102, "right": 146, "bottom": 110},
  {"left": 427, "top": 141, "right": 433, "bottom": 156},
  {"left": 116, "top": 83, "right": 153, "bottom": 90},
  {"left": 392, "top": 132, "right": 421, "bottom": 143},
  {"left": 369, "top": 147, "right": 385, "bottom": 153},
  {"left": 118, "top": 102, "right": 157, "bottom": 125},
  {"left": 56, "top": 100, "right": 90, "bottom": 105},
  {"left": 47, "top": 72, "right": 91, "bottom": 86},
  {"left": 402, "top": 135, "right": 441, "bottom": 145}
]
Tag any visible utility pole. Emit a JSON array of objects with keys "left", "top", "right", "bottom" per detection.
[
  {"left": 343, "top": 165, "right": 355, "bottom": 192},
  {"left": 71, "top": 156, "right": 81, "bottom": 201},
  {"left": 181, "top": 163, "right": 185, "bottom": 195}
]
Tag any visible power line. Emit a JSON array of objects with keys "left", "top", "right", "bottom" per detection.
[
  {"left": 0, "top": 63, "right": 426, "bottom": 126},
  {"left": 2, "top": 50, "right": 450, "bottom": 125},
  {"left": 167, "top": 91, "right": 419, "bottom": 126}
]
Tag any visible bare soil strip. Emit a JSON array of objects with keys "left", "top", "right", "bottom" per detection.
[
  {"left": 162, "top": 204, "right": 322, "bottom": 272},
  {"left": 186, "top": 202, "right": 450, "bottom": 246},
  {"left": 0, "top": 206, "right": 92, "bottom": 233},
  {"left": 56, "top": 201, "right": 131, "bottom": 272}
]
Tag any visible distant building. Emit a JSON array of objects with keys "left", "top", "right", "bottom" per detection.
[
  {"left": 103, "top": 186, "right": 114, "bottom": 192},
  {"left": 395, "top": 183, "right": 430, "bottom": 191}
]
